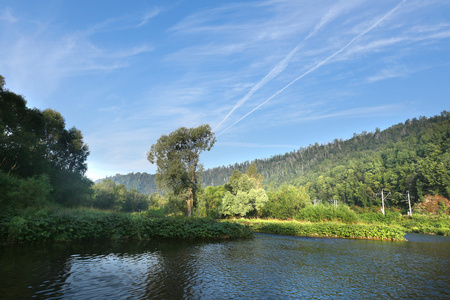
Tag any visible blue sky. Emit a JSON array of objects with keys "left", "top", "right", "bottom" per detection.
[{"left": 1, "top": 0, "right": 449, "bottom": 180}]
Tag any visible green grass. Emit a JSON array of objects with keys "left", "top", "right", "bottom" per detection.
[{"left": 230, "top": 219, "right": 406, "bottom": 241}]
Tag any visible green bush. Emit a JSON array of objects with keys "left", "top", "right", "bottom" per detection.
[
  {"left": 359, "top": 211, "right": 402, "bottom": 224},
  {"left": 263, "top": 185, "right": 311, "bottom": 219},
  {"left": 0, "top": 171, "right": 52, "bottom": 212},
  {"left": 295, "top": 204, "right": 359, "bottom": 223}
]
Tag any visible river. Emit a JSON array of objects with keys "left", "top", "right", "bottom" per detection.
[{"left": 1, "top": 233, "right": 449, "bottom": 299}]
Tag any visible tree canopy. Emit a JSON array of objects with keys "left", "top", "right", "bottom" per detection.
[
  {"left": 147, "top": 124, "right": 215, "bottom": 216},
  {"left": 0, "top": 76, "right": 91, "bottom": 209}
]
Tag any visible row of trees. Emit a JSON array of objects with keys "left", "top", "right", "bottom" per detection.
[
  {"left": 142, "top": 162, "right": 311, "bottom": 219},
  {"left": 91, "top": 179, "right": 149, "bottom": 212}
]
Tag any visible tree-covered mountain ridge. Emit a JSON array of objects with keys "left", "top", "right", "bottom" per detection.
[{"left": 103, "top": 111, "right": 450, "bottom": 206}]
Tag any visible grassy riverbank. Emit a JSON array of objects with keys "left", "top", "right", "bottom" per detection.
[
  {"left": 231, "top": 219, "right": 406, "bottom": 241},
  {"left": 358, "top": 212, "right": 450, "bottom": 236},
  {"left": 0, "top": 208, "right": 253, "bottom": 244}
]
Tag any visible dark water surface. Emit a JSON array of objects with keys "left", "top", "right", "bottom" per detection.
[{"left": 1, "top": 233, "right": 449, "bottom": 299}]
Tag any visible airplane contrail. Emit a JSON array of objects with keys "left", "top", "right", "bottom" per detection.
[
  {"left": 217, "top": 0, "right": 406, "bottom": 136},
  {"left": 213, "top": 3, "right": 345, "bottom": 132}
]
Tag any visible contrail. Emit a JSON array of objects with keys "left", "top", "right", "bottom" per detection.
[
  {"left": 217, "top": 0, "right": 406, "bottom": 136},
  {"left": 213, "top": 3, "right": 344, "bottom": 132}
]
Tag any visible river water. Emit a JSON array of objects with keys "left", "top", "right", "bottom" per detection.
[{"left": 1, "top": 233, "right": 449, "bottom": 299}]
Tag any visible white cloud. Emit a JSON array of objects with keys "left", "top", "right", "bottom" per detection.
[
  {"left": 367, "top": 66, "right": 411, "bottom": 82},
  {"left": 0, "top": 8, "right": 17, "bottom": 23},
  {"left": 218, "top": 141, "right": 301, "bottom": 149},
  {"left": 136, "top": 8, "right": 161, "bottom": 28},
  {"left": 300, "top": 105, "right": 402, "bottom": 121}
]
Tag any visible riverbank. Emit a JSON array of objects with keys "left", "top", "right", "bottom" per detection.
[
  {"left": 2, "top": 208, "right": 447, "bottom": 244},
  {"left": 357, "top": 212, "right": 450, "bottom": 236},
  {"left": 230, "top": 219, "right": 406, "bottom": 241},
  {"left": 0, "top": 209, "right": 253, "bottom": 244}
]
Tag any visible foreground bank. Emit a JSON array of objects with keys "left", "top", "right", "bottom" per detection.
[{"left": 0, "top": 209, "right": 253, "bottom": 244}]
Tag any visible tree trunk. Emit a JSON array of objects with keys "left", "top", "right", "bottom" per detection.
[{"left": 187, "top": 187, "right": 194, "bottom": 217}]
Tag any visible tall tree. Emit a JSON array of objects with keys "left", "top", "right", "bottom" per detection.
[
  {"left": 147, "top": 124, "right": 215, "bottom": 216},
  {"left": 0, "top": 75, "right": 91, "bottom": 207}
]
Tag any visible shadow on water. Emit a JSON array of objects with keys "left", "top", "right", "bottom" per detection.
[{"left": 0, "top": 234, "right": 449, "bottom": 299}]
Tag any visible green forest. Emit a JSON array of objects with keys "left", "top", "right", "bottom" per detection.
[
  {"left": 1, "top": 75, "right": 449, "bottom": 243},
  {"left": 107, "top": 110, "right": 450, "bottom": 211}
]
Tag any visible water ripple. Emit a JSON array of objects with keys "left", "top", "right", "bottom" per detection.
[{"left": 1, "top": 235, "right": 449, "bottom": 299}]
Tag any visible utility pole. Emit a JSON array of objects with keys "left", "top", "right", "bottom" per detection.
[
  {"left": 379, "top": 189, "right": 391, "bottom": 216},
  {"left": 399, "top": 191, "right": 414, "bottom": 217},
  {"left": 313, "top": 198, "right": 321, "bottom": 206},
  {"left": 407, "top": 191, "right": 412, "bottom": 217}
]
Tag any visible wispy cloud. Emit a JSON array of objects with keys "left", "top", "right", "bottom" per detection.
[
  {"left": 218, "top": 141, "right": 301, "bottom": 149},
  {"left": 213, "top": 1, "right": 354, "bottom": 132},
  {"left": 137, "top": 8, "right": 160, "bottom": 27},
  {"left": 367, "top": 65, "right": 412, "bottom": 82},
  {"left": 217, "top": 0, "right": 407, "bottom": 136},
  {"left": 3, "top": 1, "right": 449, "bottom": 179},
  {"left": 0, "top": 11, "right": 153, "bottom": 99},
  {"left": 0, "top": 8, "right": 18, "bottom": 23},
  {"left": 299, "top": 105, "right": 402, "bottom": 122}
]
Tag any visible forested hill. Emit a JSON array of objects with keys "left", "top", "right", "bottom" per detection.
[
  {"left": 99, "top": 172, "right": 158, "bottom": 195},
  {"left": 103, "top": 111, "right": 450, "bottom": 205}
]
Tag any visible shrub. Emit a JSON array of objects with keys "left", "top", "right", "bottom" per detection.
[
  {"left": 295, "top": 204, "right": 358, "bottom": 223},
  {"left": 413, "top": 195, "right": 450, "bottom": 215},
  {"left": 263, "top": 185, "right": 311, "bottom": 219},
  {"left": 0, "top": 208, "right": 253, "bottom": 244},
  {"left": 359, "top": 211, "right": 402, "bottom": 225},
  {"left": 0, "top": 171, "right": 51, "bottom": 212}
]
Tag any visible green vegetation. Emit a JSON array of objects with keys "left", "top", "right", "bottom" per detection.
[
  {"left": 358, "top": 211, "right": 450, "bottom": 236},
  {"left": 295, "top": 204, "right": 359, "bottom": 223},
  {"left": 0, "top": 208, "right": 253, "bottom": 244},
  {"left": 203, "top": 112, "right": 450, "bottom": 210},
  {"left": 1, "top": 76, "right": 448, "bottom": 244},
  {"left": 91, "top": 179, "right": 149, "bottom": 212},
  {"left": 263, "top": 185, "right": 311, "bottom": 219},
  {"left": 147, "top": 125, "right": 216, "bottom": 217},
  {"left": 232, "top": 219, "right": 405, "bottom": 241},
  {"left": 221, "top": 166, "right": 268, "bottom": 217},
  {"left": 1, "top": 77, "right": 92, "bottom": 212},
  {"left": 106, "top": 111, "right": 450, "bottom": 216}
]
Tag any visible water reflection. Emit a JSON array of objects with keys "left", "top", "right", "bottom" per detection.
[{"left": 0, "top": 234, "right": 449, "bottom": 299}]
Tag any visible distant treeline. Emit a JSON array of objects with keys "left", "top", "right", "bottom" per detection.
[
  {"left": 99, "top": 172, "right": 158, "bottom": 195},
  {"left": 105, "top": 111, "right": 450, "bottom": 209}
]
